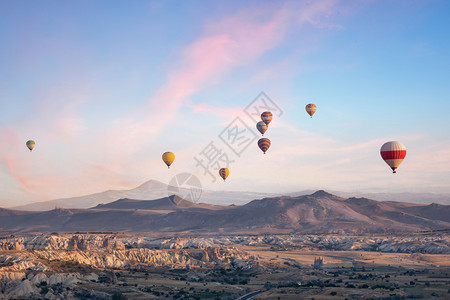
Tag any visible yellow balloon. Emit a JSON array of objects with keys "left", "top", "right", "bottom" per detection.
[
  {"left": 162, "top": 152, "right": 175, "bottom": 168},
  {"left": 219, "top": 168, "right": 229, "bottom": 181}
]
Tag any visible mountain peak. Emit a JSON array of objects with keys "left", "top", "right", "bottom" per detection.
[
  {"left": 168, "top": 194, "right": 195, "bottom": 207},
  {"left": 135, "top": 180, "right": 168, "bottom": 190},
  {"left": 92, "top": 195, "right": 195, "bottom": 210},
  {"left": 310, "top": 190, "right": 334, "bottom": 198}
]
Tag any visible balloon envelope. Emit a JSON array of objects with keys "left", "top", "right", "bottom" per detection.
[
  {"left": 26, "top": 140, "right": 35, "bottom": 151},
  {"left": 380, "top": 141, "right": 406, "bottom": 173},
  {"left": 305, "top": 104, "right": 317, "bottom": 117},
  {"left": 256, "top": 121, "right": 268, "bottom": 136},
  {"left": 258, "top": 138, "right": 271, "bottom": 154},
  {"left": 162, "top": 152, "right": 175, "bottom": 168},
  {"left": 261, "top": 111, "right": 273, "bottom": 125},
  {"left": 219, "top": 168, "right": 229, "bottom": 181}
]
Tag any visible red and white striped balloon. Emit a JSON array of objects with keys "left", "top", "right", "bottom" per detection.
[{"left": 380, "top": 141, "right": 406, "bottom": 173}]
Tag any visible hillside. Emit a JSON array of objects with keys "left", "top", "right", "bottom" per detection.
[
  {"left": 11, "top": 180, "right": 277, "bottom": 211},
  {"left": 1, "top": 191, "right": 448, "bottom": 234},
  {"left": 93, "top": 195, "right": 229, "bottom": 211}
]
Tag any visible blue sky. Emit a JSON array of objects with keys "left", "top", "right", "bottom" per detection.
[{"left": 1, "top": 0, "right": 449, "bottom": 206}]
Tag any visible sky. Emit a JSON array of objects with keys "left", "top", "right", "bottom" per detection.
[{"left": 1, "top": 0, "right": 449, "bottom": 207}]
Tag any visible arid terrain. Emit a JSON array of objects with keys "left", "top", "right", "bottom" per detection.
[
  {"left": 0, "top": 232, "right": 449, "bottom": 299},
  {"left": 1, "top": 191, "right": 449, "bottom": 299},
  {"left": 1, "top": 191, "right": 449, "bottom": 235}
]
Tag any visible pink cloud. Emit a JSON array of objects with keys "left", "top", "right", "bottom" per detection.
[
  {"left": 5, "top": 157, "right": 37, "bottom": 193},
  {"left": 0, "top": 89, "right": 89, "bottom": 201},
  {"left": 183, "top": 99, "right": 243, "bottom": 121},
  {"left": 0, "top": 128, "right": 21, "bottom": 154},
  {"left": 1, "top": 1, "right": 349, "bottom": 203},
  {"left": 144, "top": 0, "right": 343, "bottom": 127},
  {"left": 101, "top": 0, "right": 343, "bottom": 154}
]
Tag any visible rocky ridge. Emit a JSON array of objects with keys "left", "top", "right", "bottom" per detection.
[
  {"left": 0, "top": 233, "right": 448, "bottom": 299},
  {"left": 0, "top": 234, "right": 261, "bottom": 299},
  {"left": 2, "top": 191, "right": 449, "bottom": 234},
  {"left": 1, "top": 233, "right": 448, "bottom": 254}
]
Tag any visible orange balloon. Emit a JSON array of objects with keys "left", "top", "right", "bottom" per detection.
[
  {"left": 305, "top": 104, "right": 317, "bottom": 118},
  {"left": 219, "top": 168, "right": 229, "bottom": 181}
]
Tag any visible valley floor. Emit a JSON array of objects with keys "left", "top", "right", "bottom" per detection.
[{"left": 0, "top": 232, "right": 449, "bottom": 299}]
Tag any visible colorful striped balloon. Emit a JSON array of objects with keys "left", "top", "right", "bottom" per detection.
[
  {"left": 256, "top": 121, "right": 268, "bottom": 136},
  {"left": 261, "top": 111, "right": 273, "bottom": 125},
  {"left": 305, "top": 104, "right": 317, "bottom": 118},
  {"left": 380, "top": 141, "right": 406, "bottom": 173},
  {"left": 219, "top": 168, "right": 229, "bottom": 181},
  {"left": 258, "top": 138, "right": 271, "bottom": 154}
]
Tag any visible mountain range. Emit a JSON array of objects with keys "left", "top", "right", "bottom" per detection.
[
  {"left": 11, "top": 180, "right": 278, "bottom": 211},
  {"left": 0, "top": 191, "right": 448, "bottom": 234},
  {"left": 9, "top": 179, "right": 450, "bottom": 211}
]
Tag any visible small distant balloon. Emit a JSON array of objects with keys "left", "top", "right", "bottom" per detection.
[
  {"left": 380, "top": 141, "right": 406, "bottom": 173},
  {"left": 162, "top": 152, "right": 175, "bottom": 168},
  {"left": 258, "top": 138, "right": 271, "bottom": 154},
  {"left": 219, "top": 168, "right": 229, "bottom": 181},
  {"left": 261, "top": 111, "right": 273, "bottom": 125},
  {"left": 26, "top": 140, "right": 35, "bottom": 152},
  {"left": 305, "top": 104, "right": 317, "bottom": 118},
  {"left": 256, "top": 121, "right": 268, "bottom": 136}
]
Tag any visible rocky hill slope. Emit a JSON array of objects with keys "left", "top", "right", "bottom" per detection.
[
  {"left": 1, "top": 191, "right": 449, "bottom": 234},
  {"left": 0, "top": 232, "right": 448, "bottom": 299},
  {"left": 12, "top": 179, "right": 277, "bottom": 210}
]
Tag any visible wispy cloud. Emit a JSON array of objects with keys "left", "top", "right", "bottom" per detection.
[
  {"left": 183, "top": 99, "right": 243, "bottom": 122},
  {"left": 78, "top": 0, "right": 346, "bottom": 187},
  {"left": 140, "top": 0, "right": 344, "bottom": 130},
  {"left": 0, "top": 0, "right": 371, "bottom": 203}
]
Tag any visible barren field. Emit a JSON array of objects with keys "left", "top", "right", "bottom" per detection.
[{"left": 0, "top": 233, "right": 449, "bottom": 299}]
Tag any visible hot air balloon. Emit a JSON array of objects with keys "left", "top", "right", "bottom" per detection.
[
  {"left": 258, "top": 138, "right": 271, "bottom": 154},
  {"left": 380, "top": 141, "right": 406, "bottom": 173},
  {"left": 305, "top": 104, "right": 317, "bottom": 118},
  {"left": 256, "top": 121, "right": 268, "bottom": 136},
  {"left": 162, "top": 152, "right": 175, "bottom": 168},
  {"left": 26, "top": 140, "right": 35, "bottom": 152},
  {"left": 261, "top": 111, "right": 273, "bottom": 125},
  {"left": 219, "top": 168, "right": 229, "bottom": 181}
]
